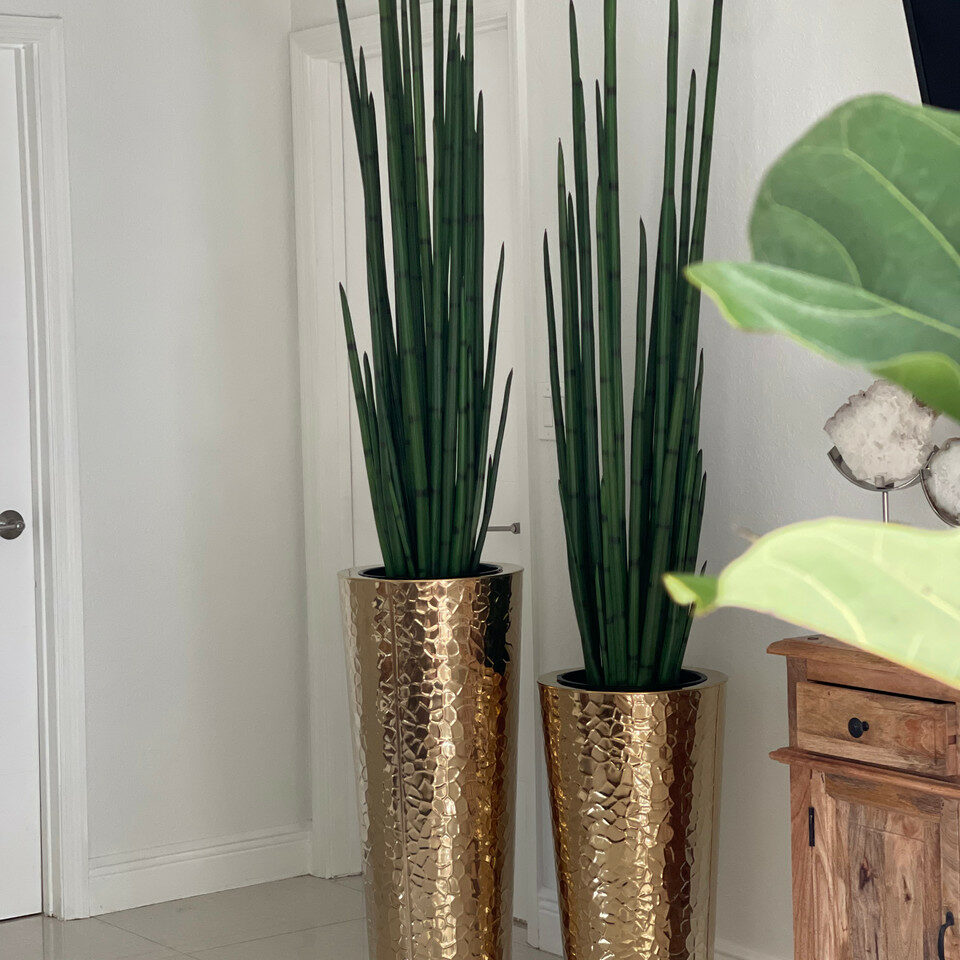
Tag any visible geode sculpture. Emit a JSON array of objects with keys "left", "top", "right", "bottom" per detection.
[
  {"left": 825, "top": 380, "right": 937, "bottom": 487},
  {"left": 924, "top": 440, "right": 960, "bottom": 522}
]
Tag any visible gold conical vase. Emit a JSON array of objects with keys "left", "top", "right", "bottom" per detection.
[
  {"left": 539, "top": 669, "right": 726, "bottom": 960},
  {"left": 340, "top": 564, "right": 522, "bottom": 960}
]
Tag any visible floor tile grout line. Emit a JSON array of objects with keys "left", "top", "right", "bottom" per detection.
[
  {"left": 96, "top": 913, "right": 367, "bottom": 956},
  {"left": 93, "top": 880, "right": 365, "bottom": 952},
  {"left": 95, "top": 912, "right": 191, "bottom": 952},
  {"left": 87, "top": 915, "right": 192, "bottom": 956},
  {"left": 173, "top": 916, "right": 369, "bottom": 958}
]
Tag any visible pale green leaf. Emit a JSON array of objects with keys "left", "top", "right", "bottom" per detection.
[
  {"left": 664, "top": 518, "right": 960, "bottom": 688},
  {"left": 688, "top": 260, "right": 960, "bottom": 421}
]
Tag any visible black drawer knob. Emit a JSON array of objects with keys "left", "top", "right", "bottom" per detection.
[{"left": 848, "top": 717, "right": 870, "bottom": 739}]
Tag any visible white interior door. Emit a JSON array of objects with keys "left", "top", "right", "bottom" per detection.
[{"left": 0, "top": 44, "right": 42, "bottom": 921}]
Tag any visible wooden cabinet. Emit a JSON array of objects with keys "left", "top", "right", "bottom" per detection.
[{"left": 772, "top": 636, "right": 960, "bottom": 960}]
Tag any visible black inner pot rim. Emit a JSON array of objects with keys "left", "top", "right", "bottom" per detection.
[
  {"left": 557, "top": 667, "right": 708, "bottom": 694},
  {"left": 358, "top": 562, "right": 503, "bottom": 581}
]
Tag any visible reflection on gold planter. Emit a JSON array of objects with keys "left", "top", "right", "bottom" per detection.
[
  {"left": 340, "top": 565, "right": 522, "bottom": 960},
  {"left": 539, "top": 669, "right": 726, "bottom": 960}
]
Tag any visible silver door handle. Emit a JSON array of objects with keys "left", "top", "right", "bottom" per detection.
[
  {"left": 0, "top": 509, "right": 25, "bottom": 540},
  {"left": 487, "top": 522, "right": 520, "bottom": 535}
]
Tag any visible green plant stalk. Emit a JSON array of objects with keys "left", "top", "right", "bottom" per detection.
[
  {"left": 545, "top": 0, "right": 722, "bottom": 689},
  {"left": 337, "top": 0, "right": 512, "bottom": 579},
  {"left": 571, "top": 23, "right": 603, "bottom": 677}
]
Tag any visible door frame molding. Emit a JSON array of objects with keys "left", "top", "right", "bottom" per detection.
[
  {"left": 1, "top": 15, "right": 88, "bottom": 920},
  {"left": 290, "top": 0, "right": 541, "bottom": 942}
]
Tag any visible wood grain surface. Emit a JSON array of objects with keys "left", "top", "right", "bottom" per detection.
[{"left": 795, "top": 680, "right": 954, "bottom": 777}]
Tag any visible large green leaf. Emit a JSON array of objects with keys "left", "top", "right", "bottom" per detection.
[
  {"left": 664, "top": 518, "right": 960, "bottom": 687},
  {"left": 687, "top": 94, "right": 960, "bottom": 421},
  {"left": 689, "top": 261, "right": 960, "bottom": 421}
]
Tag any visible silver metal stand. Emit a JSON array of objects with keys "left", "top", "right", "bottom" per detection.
[
  {"left": 921, "top": 441, "right": 960, "bottom": 527},
  {"left": 827, "top": 446, "right": 920, "bottom": 524}
]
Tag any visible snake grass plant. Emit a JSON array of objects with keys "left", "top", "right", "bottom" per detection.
[
  {"left": 545, "top": 0, "right": 723, "bottom": 690},
  {"left": 336, "top": 0, "right": 511, "bottom": 579}
]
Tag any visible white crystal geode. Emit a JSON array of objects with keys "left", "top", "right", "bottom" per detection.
[
  {"left": 926, "top": 441, "right": 960, "bottom": 521},
  {"left": 824, "top": 379, "right": 937, "bottom": 487}
]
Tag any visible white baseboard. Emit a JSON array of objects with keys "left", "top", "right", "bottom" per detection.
[
  {"left": 536, "top": 888, "right": 787, "bottom": 960},
  {"left": 88, "top": 823, "right": 313, "bottom": 915},
  {"left": 715, "top": 941, "right": 788, "bottom": 960}
]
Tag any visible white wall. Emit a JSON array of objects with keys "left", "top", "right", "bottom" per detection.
[
  {"left": 9, "top": 0, "right": 308, "bottom": 912},
  {"left": 304, "top": 2, "right": 960, "bottom": 949},
  {"left": 16, "top": 0, "right": 914, "bottom": 948},
  {"left": 519, "top": 2, "right": 923, "bottom": 959},
  {"left": 292, "top": 0, "right": 926, "bottom": 958},
  {"left": 684, "top": 6, "right": 924, "bottom": 957},
  {"left": 292, "top": 0, "right": 365, "bottom": 31}
]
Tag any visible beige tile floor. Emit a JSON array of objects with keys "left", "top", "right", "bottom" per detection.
[{"left": 0, "top": 876, "right": 555, "bottom": 960}]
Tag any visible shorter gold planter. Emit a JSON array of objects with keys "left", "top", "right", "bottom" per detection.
[
  {"left": 341, "top": 564, "right": 521, "bottom": 960},
  {"left": 539, "top": 669, "right": 726, "bottom": 960}
]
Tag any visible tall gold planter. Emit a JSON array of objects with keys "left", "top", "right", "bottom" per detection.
[
  {"left": 539, "top": 669, "right": 726, "bottom": 960},
  {"left": 340, "top": 565, "right": 522, "bottom": 960}
]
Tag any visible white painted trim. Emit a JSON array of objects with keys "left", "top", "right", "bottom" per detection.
[
  {"left": 290, "top": 0, "right": 541, "bottom": 927},
  {"left": 536, "top": 887, "right": 789, "bottom": 960},
  {"left": 293, "top": 0, "right": 509, "bottom": 63},
  {"left": 536, "top": 888, "right": 563, "bottom": 957},
  {"left": 503, "top": 0, "right": 541, "bottom": 943},
  {"left": 0, "top": 15, "right": 87, "bottom": 921},
  {"left": 88, "top": 825, "right": 313, "bottom": 915},
  {"left": 291, "top": 22, "right": 358, "bottom": 880}
]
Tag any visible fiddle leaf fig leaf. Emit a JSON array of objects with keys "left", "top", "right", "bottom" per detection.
[
  {"left": 688, "top": 260, "right": 960, "bottom": 421},
  {"left": 664, "top": 518, "right": 960, "bottom": 688},
  {"left": 687, "top": 94, "right": 960, "bottom": 421}
]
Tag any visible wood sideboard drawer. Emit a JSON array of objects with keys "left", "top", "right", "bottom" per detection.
[{"left": 795, "top": 680, "right": 956, "bottom": 777}]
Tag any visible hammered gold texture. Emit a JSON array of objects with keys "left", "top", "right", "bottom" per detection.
[
  {"left": 340, "top": 565, "right": 522, "bottom": 960},
  {"left": 539, "top": 670, "right": 727, "bottom": 960}
]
